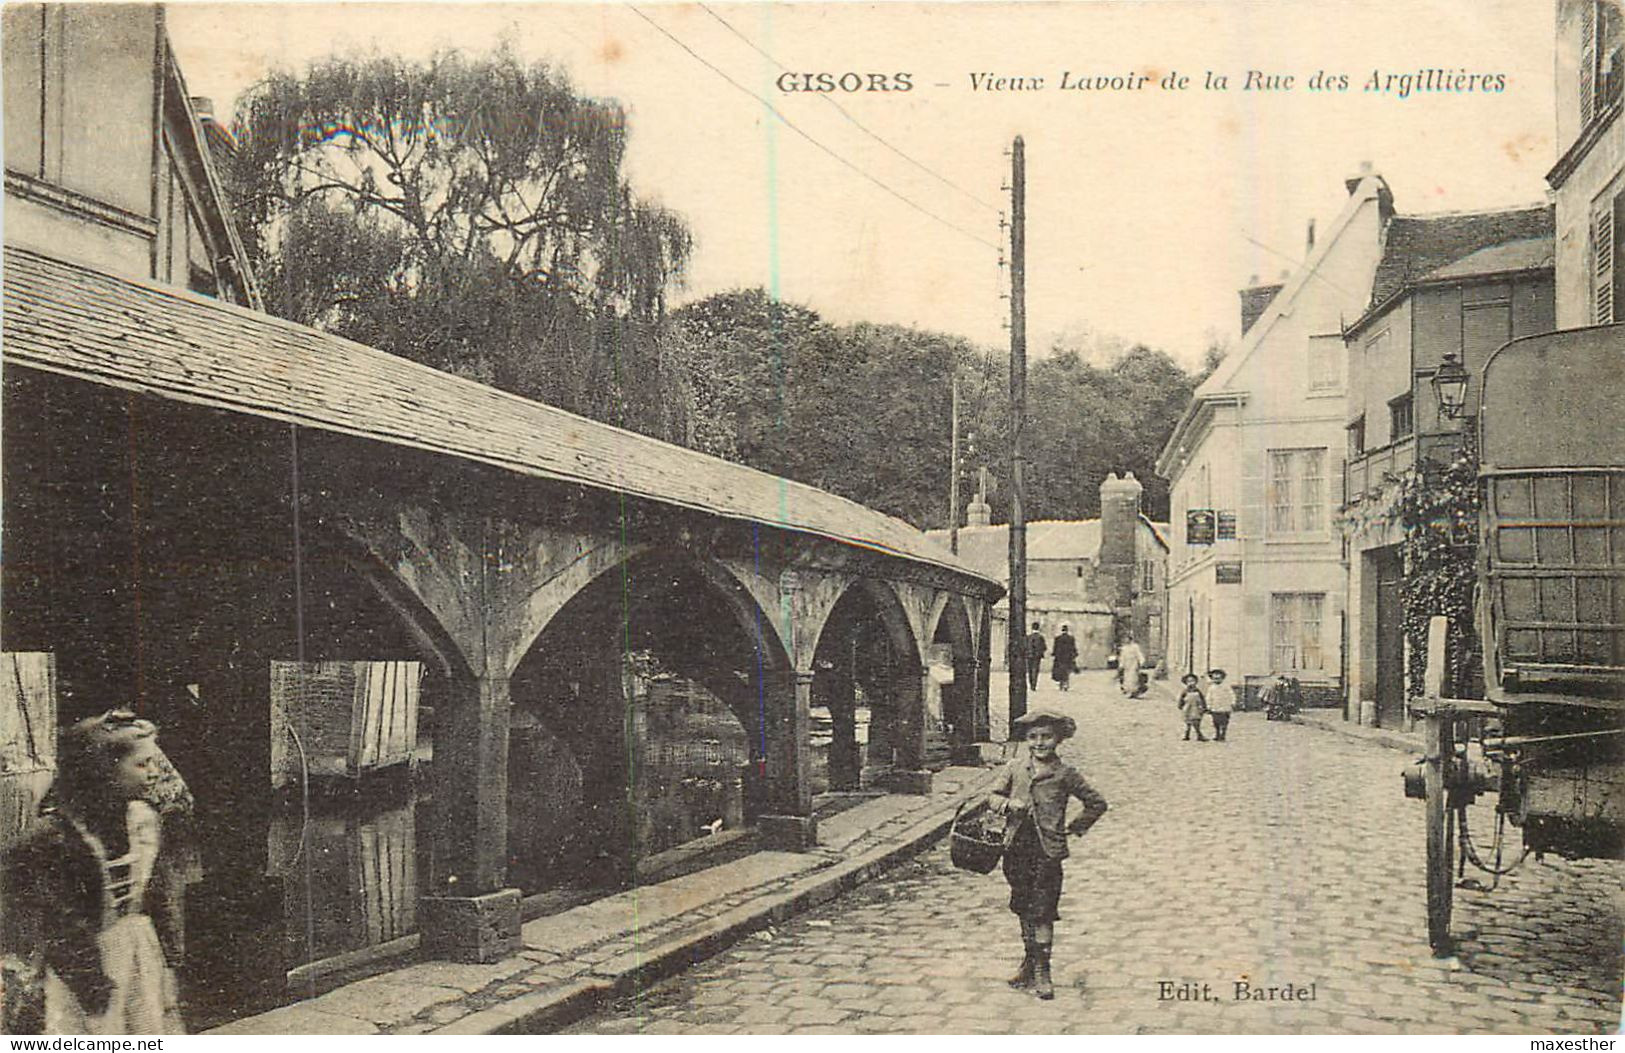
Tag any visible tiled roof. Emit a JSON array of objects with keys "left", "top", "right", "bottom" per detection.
[
  {"left": 926, "top": 515, "right": 1167, "bottom": 581},
  {"left": 1368, "top": 205, "right": 1553, "bottom": 310},
  {"left": 1421, "top": 236, "right": 1554, "bottom": 283},
  {"left": 1, "top": 247, "right": 996, "bottom": 587}
]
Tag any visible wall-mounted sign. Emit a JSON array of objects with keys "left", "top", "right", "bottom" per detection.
[
  {"left": 1217, "top": 512, "right": 1237, "bottom": 540},
  {"left": 1215, "top": 561, "right": 1243, "bottom": 584},
  {"left": 1186, "top": 509, "right": 1216, "bottom": 546}
]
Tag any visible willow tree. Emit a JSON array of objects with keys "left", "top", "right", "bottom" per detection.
[{"left": 228, "top": 48, "right": 701, "bottom": 435}]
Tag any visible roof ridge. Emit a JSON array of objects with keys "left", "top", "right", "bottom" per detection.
[
  {"left": 3, "top": 246, "right": 995, "bottom": 584},
  {"left": 1395, "top": 201, "right": 1552, "bottom": 221},
  {"left": 2, "top": 246, "right": 936, "bottom": 539}
]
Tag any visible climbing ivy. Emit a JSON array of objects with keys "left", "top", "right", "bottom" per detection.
[{"left": 1397, "top": 430, "right": 1480, "bottom": 699}]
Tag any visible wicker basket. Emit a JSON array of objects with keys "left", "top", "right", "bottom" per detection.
[{"left": 949, "top": 800, "right": 1006, "bottom": 874}]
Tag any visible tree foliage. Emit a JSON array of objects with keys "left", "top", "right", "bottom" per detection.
[
  {"left": 1021, "top": 345, "right": 1198, "bottom": 522},
  {"left": 228, "top": 47, "right": 705, "bottom": 437},
  {"left": 672, "top": 289, "right": 1198, "bottom": 529}
]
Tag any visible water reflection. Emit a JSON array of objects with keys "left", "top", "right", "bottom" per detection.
[
  {"left": 268, "top": 786, "right": 431, "bottom": 966},
  {"left": 631, "top": 675, "right": 748, "bottom": 855}
]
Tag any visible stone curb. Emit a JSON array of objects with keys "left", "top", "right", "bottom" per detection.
[
  {"left": 1291, "top": 712, "right": 1420, "bottom": 755},
  {"left": 454, "top": 770, "right": 1001, "bottom": 1035}
]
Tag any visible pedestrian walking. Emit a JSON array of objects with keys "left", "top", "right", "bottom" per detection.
[
  {"left": 1116, "top": 636, "right": 1146, "bottom": 698},
  {"left": 1177, "top": 673, "right": 1208, "bottom": 742},
  {"left": 1050, "top": 626, "right": 1078, "bottom": 692},
  {"left": 1024, "top": 622, "right": 1047, "bottom": 691},
  {"left": 1, "top": 711, "right": 187, "bottom": 1035},
  {"left": 1206, "top": 669, "right": 1235, "bottom": 741},
  {"left": 987, "top": 708, "right": 1108, "bottom": 1000}
]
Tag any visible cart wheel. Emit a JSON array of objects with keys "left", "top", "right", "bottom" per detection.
[{"left": 1423, "top": 715, "right": 1456, "bottom": 956}]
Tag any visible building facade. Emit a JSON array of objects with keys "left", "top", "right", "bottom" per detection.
[
  {"left": 1158, "top": 170, "right": 1393, "bottom": 705},
  {"left": 931, "top": 473, "right": 1169, "bottom": 673},
  {"left": 1551, "top": 0, "right": 1625, "bottom": 327},
  {"left": 3, "top": 4, "right": 258, "bottom": 306},
  {"left": 1340, "top": 208, "right": 1555, "bottom": 729}
]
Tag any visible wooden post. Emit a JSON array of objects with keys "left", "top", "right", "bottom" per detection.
[
  {"left": 949, "top": 375, "right": 961, "bottom": 555},
  {"left": 1008, "top": 135, "right": 1028, "bottom": 731},
  {"left": 1425, "top": 615, "right": 1449, "bottom": 699}
]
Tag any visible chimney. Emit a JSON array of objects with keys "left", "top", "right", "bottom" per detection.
[
  {"left": 1238, "top": 280, "right": 1282, "bottom": 337},
  {"left": 1344, "top": 159, "right": 1374, "bottom": 196},
  {"left": 1098, "top": 471, "right": 1142, "bottom": 564},
  {"left": 1098, "top": 472, "right": 1143, "bottom": 617},
  {"left": 189, "top": 96, "right": 239, "bottom": 163}
]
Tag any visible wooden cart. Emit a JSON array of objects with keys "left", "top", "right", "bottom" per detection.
[{"left": 1407, "top": 325, "right": 1625, "bottom": 957}]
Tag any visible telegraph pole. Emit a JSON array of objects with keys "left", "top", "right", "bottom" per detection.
[
  {"left": 949, "top": 375, "right": 961, "bottom": 555},
  {"left": 1007, "top": 136, "right": 1028, "bottom": 731}
]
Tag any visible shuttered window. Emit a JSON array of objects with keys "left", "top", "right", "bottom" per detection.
[
  {"left": 1596, "top": 197, "right": 1615, "bottom": 324},
  {"left": 1584, "top": 0, "right": 1599, "bottom": 125},
  {"left": 1581, "top": 1, "right": 1625, "bottom": 126}
]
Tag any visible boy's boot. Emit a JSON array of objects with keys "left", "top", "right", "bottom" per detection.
[
  {"left": 1008, "top": 943, "right": 1037, "bottom": 989},
  {"left": 1032, "top": 945, "right": 1054, "bottom": 999}
]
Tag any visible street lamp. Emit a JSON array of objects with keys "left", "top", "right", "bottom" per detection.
[{"left": 1432, "top": 350, "right": 1470, "bottom": 419}]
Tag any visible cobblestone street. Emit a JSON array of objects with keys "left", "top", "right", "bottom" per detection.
[{"left": 566, "top": 671, "right": 1623, "bottom": 1035}]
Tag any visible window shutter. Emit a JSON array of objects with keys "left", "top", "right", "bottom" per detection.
[
  {"left": 1583, "top": 0, "right": 1599, "bottom": 125},
  {"left": 1614, "top": 187, "right": 1625, "bottom": 314},
  {"left": 1238, "top": 450, "right": 1265, "bottom": 538},
  {"left": 1596, "top": 199, "right": 1616, "bottom": 324}
]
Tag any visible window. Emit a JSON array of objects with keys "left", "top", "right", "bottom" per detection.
[
  {"left": 1142, "top": 561, "right": 1155, "bottom": 591},
  {"left": 1592, "top": 184, "right": 1625, "bottom": 324},
  {"left": 1348, "top": 415, "right": 1366, "bottom": 458},
  {"left": 1307, "top": 334, "right": 1343, "bottom": 392},
  {"left": 1271, "top": 593, "right": 1325, "bottom": 671},
  {"left": 1582, "top": 0, "right": 1625, "bottom": 126},
  {"left": 1389, "top": 395, "right": 1414, "bottom": 442},
  {"left": 1267, "top": 449, "right": 1327, "bottom": 534}
]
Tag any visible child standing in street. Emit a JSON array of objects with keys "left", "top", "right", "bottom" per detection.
[
  {"left": 1206, "top": 669, "right": 1236, "bottom": 742},
  {"left": 1178, "top": 673, "right": 1208, "bottom": 742},
  {"left": 987, "top": 709, "right": 1109, "bottom": 1000}
]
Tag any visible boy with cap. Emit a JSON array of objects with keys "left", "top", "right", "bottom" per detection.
[
  {"left": 986, "top": 708, "right": 1109, "bottom": 999},
  {"left": 1178, "top": 673, "right": 1208, "bottom": 742},
  {"left": 1206, "top": 669, "right": 1235, "bottom": 741}
]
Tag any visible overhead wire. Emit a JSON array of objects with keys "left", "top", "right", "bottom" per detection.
[
  {"left": 696, "top": 3, "right": 1002, "bottom": 217},
  {"left": 626, "top": 4, "right": 1001, "bottom": 252}
]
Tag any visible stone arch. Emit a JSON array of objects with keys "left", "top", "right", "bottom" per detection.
[
  {"left": 927, "top": 591, "right": 978, "bottom": 747},
  {"left": 339, "top": 548, "right": 474, "bottom": 684},
  {"left": 806, "top": 576, "right": 930, "bottom": 792},
  {"left": 808, "top": 577, "right": 922, "bottom": 675},
  {"left": 503, "top": 547, "right": 794, "bottom": 891}
]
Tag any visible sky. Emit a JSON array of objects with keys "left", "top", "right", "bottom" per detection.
[{"left": 166, "top": 0, "right": 1558, "bottom": 370}]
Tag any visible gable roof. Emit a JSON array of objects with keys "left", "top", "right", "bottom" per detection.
[
  {"left": 1, "top": 247, "right": 996, "bottom": 589},
  {"left": 157, "top": 16, "right": 261, "bottom": 309},
  {"left": 1344, "top": 206, "right": 1555, "bottom": 337},
  {"left": 1367, "top": 205, "right": 1552, "bottom": 309},
  {"left": 1189, "top": 173, "right": 1389, "bottom": 404}
]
